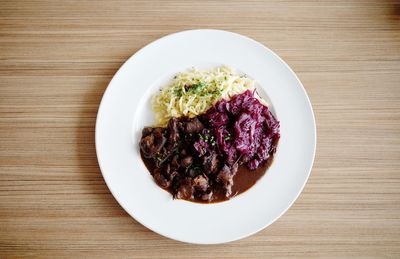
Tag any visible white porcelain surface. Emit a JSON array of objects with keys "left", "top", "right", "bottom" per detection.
[{"left": 95, "top": 29, "right": 316, "bottom": 244}]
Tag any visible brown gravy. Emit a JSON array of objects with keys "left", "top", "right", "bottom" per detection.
[{"left": 141, "top": 151, "right": 273, "bottom": 203}]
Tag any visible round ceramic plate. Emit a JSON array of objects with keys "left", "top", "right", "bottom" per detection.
[{"left": 96, "top": 29, "right": 316, "bottom": 244}]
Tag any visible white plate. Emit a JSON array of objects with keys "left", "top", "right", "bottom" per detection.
[{"left": 96, "top": 29, "right": 316, "bottom": 244}]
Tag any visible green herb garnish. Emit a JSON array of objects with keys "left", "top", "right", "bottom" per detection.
[
  {"left": 188, "top": 82, "right": 206, "bottom": 94},
  {"left": 175, "top": 82, "right": 207, "bottom": 96},
  {"left": 173, "top": 88, "right": 183, "bottom": 97}
]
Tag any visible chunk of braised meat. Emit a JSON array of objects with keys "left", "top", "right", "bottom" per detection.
[
  {"left": 180, "top": 155, "right": 193, "bottom": 167},
  {"left": 155, "top": 133, "right": 180, "bottom": 166},
  {"left": 154, "top": 145, "right": 177, "bottom": 167},
  {"left": 169, "top": 170, "right": 179, "bottom": 181},
  {"left": 162, "top": 164, "right": 178, "bottom": 181},
  {"left": 140, "top": 128, "right": 167, "bottom": 158},
  {"left": 184, "top": 117, "right": 204, "bottom": 134},
  {"left": 203, "top": 153, "right": 219, "bottom": 174},
  {"left": 187, "top": 167, "right": 201, "bottom": 178},
  {"left": 167, "top": 117, "right": 180, "bottom": 143},
  {"left": 153, "top": 168, "right": 170, "bottom": 189},
  {"left": 216, "top": 165, "right": 235, "bottom": 197},
  {"left": 163, "top": 163, "right": 171, "bottom": 174},
  {"left": 174, "top": 178, "right": 194, "bottom": 200},
  {"left": 180, "top": 149, "right": 187, "bottom": 157},
  {"left": 171, "top": 155, "right": 180, "bottom": 170},
  {"left": 142, "top": 127, "right": 154, "bottom": 137},
  {"left": 192, "top": 174, "right": 209, "bottom": 192},
  {"left": 153, "top": 119, "right": 179, "bottom": 165}
]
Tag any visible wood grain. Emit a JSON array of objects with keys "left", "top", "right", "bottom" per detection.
[{"left": 1, "top": 0, "right": 399, "bottom": 258}]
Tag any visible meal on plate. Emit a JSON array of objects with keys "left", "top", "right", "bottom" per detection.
[{"left": 139, "top": 66, "right": 280, "bottom": 203}]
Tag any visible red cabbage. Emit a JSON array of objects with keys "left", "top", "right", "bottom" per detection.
[{"left": 203, "top": 90, "right": 280, "bottom": 169}]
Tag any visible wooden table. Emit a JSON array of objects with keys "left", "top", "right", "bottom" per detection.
[{"left": 1, "top": 1, "right": 399, "bottom": 258}]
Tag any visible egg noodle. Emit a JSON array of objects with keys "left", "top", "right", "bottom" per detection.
[{"left": 152, "top": 66, "right": 267, "bottom": 126}]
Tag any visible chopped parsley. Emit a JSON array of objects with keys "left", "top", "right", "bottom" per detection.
[
  {"left": 173, "top": 88, "right": 183, "bottom": 97},
  {"left": 174, "top": 82, "right": 208, "bottom": 97},
  {"left": 188, "top": 82, "right": 206, "bottom": 94}
]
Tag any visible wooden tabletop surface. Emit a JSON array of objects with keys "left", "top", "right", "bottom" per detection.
[{"left": 1, "top": 0, "right": 399, "bottom": 258}]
